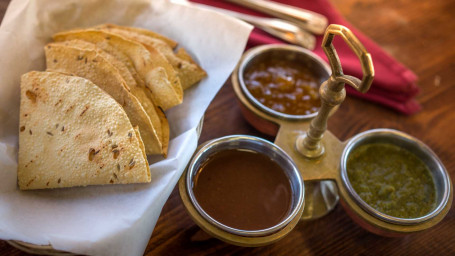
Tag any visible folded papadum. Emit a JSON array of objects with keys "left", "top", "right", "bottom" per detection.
[
  {"left": 45, "top": 41, "right": 167, "bottom": 155},
  {"left": 53, "top": 29, "right": 183, "bottom": 110},
  {"left": 18, "top": 71, "right": 150, "bottom": 189},
  {"left": 96, "top": 24, "right": 207, "bottom": 90}
]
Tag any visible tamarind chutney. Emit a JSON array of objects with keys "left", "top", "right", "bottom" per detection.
[{"left": 193, "top": 149, "right": 292, "bottom": 230}]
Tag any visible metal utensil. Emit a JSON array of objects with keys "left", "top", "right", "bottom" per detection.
[
  {"left": 226, "top": 0, "right": 328, "bottom": 35},
  {"left": 199, "top": 5, "right": 315, "bottom": 49}
]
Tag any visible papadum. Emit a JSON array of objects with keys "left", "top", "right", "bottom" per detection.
[
  {"left": 96, "top": 24, "right": 207, "bottom": 89},
  {"left": 18, "top": 71, "right": 150, "bottom": 190},
  {"left": 45, "top": 42, "right": 164, "bottom": 155},
  {"left": 52, "top": 40, "right": 170, "bottom": 155},
  {"left": 53, "top": 29, "right": 183, "bottom": 110}
]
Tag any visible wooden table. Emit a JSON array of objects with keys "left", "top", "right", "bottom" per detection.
[{"left": 1, "top": 0, "right": 454, "bottom": 255}]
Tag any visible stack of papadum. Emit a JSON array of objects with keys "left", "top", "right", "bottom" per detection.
[{"left": 18, "top": 24, "right": 207, "bottom": 190}]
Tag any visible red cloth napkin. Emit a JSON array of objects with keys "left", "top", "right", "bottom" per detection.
[{"left": 191, "top": 0, "right": 421, "bottom": 114}]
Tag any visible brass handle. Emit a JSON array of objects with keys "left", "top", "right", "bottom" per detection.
[
  {"left": 296, "top": 24, "right": 374, "bottom": 158},
  {"left": 322, "top": 24, "right": 374, "bottom": 92}
]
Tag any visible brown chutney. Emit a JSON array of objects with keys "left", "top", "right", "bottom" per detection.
[
  {"left": 193, "top": 149, "right": 292, "bottom": 230},
  {"left": 244, "top": 57, "right": 320, "bottom": 116}
]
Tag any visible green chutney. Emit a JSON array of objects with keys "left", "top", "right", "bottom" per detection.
[{"left": 347, "top": 143, "right": 436, "bottom": 218}]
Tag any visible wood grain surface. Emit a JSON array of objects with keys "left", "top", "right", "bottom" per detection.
[{"left": 1, "top": 0, "right": 454, "bottom": 255}]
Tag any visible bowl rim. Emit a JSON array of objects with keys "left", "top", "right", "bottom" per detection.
[
  {"left": 237, "top": 44, "right": 331, "bottom": 121},
  {"left": 340, "top": 128, "right": 451, "bottom": 225},
  {"left": 185, "top": 135, "right": 304, "bottom": 237}
]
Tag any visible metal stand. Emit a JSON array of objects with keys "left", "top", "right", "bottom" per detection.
[
  {"left": 301, "top": 180, "right": 339, "bottom": 220},
  {"left": 288, "top": 25, "right": 374, "bottom": 220},
  {"left": 232, "top": 25, "right": 374, "bottom": 221}
]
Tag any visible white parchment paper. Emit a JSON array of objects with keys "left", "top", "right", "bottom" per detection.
[{"left": 0, "top": 0, "right": 252, "bottom": 255}]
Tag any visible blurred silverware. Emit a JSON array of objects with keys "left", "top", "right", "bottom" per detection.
[
  {"left": 226, "top": 0, "right": 328, "bottom": 35},
  {"left": 199, "top": 5, "right": 316, "bottom": 50}
]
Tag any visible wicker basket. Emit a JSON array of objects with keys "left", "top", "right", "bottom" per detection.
[{"left": 7, "top": 240, "right": 75, "bottom": 255}]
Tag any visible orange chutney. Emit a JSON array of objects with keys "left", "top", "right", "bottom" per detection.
[{"left": 244, "top": 58, "right": 321, "bottom": 116}]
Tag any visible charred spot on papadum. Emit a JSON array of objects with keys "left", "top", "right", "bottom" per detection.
[
  {"left": 54, "top": 99, "right": 62, "bottom": 106},
  {"left": 88, "top": 148, "right": 96, "bottom": 161},
  {"left": 66, "top": 105, "right": 75, "bottom": 113},
  {"left": 80, "top": 105, "right": 90, "bottom": 116},
  {"left": 26, "top": 177, "right": 36, "bottom": 187},
  {"left": 26, "top": 90, "right": 37, "bottom": 103},
  {"left": 129, "top": 158, "right": 136, "bottom": 169},
  {"left": 112, "top": 149, "right": 120, "bottom": 159}
]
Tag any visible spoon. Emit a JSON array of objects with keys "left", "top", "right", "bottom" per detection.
[
  {"left": 226, "top": 0, "right": 328, "bottom": 35},
  {"left": 199, "top": 5, "right": 316, "bottom": 50}
]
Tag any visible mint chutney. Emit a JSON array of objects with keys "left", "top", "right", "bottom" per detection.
[{"left": 347, "top": 143, "right": 436, "bottom": 218}]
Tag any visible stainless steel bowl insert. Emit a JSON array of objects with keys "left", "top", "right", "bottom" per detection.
[
  {"left": 340, "top": 128, "right": 451, "bottom": 225},
  {"left": 237, "top": 44, "right": 331, "bottom": 121},
  {"left": 186, "top": 135, "right": 305, "bottom": 237}
]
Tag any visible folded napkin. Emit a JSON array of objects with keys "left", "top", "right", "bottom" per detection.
[{"left": 191, "top": 0, "right": 421, "bottom": 114}]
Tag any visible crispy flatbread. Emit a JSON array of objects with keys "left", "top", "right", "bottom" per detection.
[
  {"left": 156, "top": 107, "right": 170, "bottom": 155},
  {"left": 99, "top": 23, "right": 178, "bottom": 49},
  {"left": 45, "top": 42, "right": 163, "bottom": 155},
  {"left": 53, "top": 29, "right": 183, "bottom": 110},
  {"left": 46, "top": 40, "right": 169, "bottom": 156},
  {"left": 18, "top": 71, "right": 150, "bottom": 189},
  {"left": 96, "top": 24, "right": 207, "bottom": 90}
]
